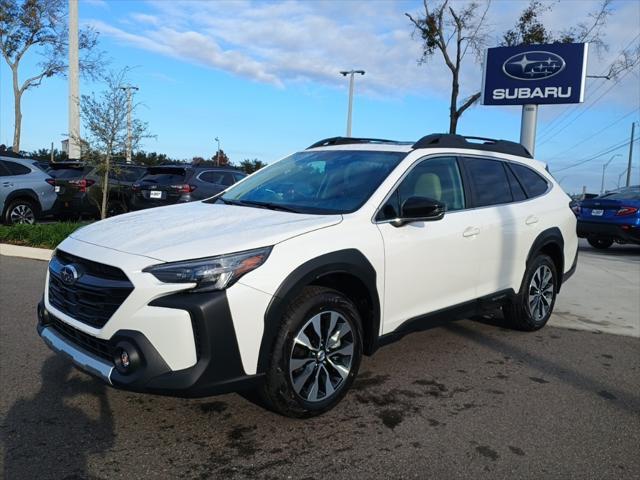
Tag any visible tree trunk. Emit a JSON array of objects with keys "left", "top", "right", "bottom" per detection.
[
  {"left": 449, "top": 75, "right": 460, "bottom": 134},
  {"left": 101, "top": 153, "right": 110, "bottom": 220},
  {"left": 12, "top": 66, "right": 22, "bottom": 152}
]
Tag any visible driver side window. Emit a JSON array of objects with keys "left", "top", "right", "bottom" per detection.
[{"left": 376, "top": 156, "right": 465, "bottom": 221}]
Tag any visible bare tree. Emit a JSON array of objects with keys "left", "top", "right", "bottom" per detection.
[
  {"left": 406, "top": 0, "right": 491, "bottom": 134},
  {"left": 0, "top": 0, "right": 101, "bottom": 152},
  {"left": 80, "top": 69, "right": 152, "bottom": 219}
]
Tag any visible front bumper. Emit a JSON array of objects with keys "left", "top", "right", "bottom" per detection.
[
  {"left": 577, "top": 220, "right": 640, "bottom": 243},
  {"left": 37, "top": 290, "right": 264, "bottom": 397}
]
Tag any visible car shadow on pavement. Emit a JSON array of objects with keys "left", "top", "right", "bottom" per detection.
[
  {"left": 2, "top": 356, "right": 115, "bottom": 479},
  {"left": 579, "top": 244, "right": 640, "bottom": 261},
  {"left": 446, "top": 321, "right": 640, "bottom": 415}
]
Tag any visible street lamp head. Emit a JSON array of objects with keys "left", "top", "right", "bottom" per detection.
[
  {"left": 355, "top": 70, "right": 365, "bottom": 75},
  {"left": 339, "top": 71, "right": 349, "bottom": 76}
]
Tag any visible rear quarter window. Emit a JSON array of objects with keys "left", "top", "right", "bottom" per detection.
[
  {"left": 510, "top": 163, "right": 549, "bottom": 198},
  {"left": 464, "top": 158, "right": 513, "bottom": 207},
  {"left": 1, "top": 160, "right": 31, "bottom": 175}
]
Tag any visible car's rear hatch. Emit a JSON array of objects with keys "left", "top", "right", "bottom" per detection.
[
  {"left": 133, "top": 166, "right": 194, "bottom": 206},
  {"left": 49, "top": 164, "right": 93, "bottom": 200},
  {"left": 579, "top": 198, "right": 640, "bottom": 224}
]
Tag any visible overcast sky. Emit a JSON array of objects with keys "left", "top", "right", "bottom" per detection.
[{"left": 1, "top": 0, "right": 638, "bottom": 193}]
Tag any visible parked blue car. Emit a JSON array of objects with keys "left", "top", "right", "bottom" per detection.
[{"left": 576, "top": 185, "right": 640, "bottom": 249}]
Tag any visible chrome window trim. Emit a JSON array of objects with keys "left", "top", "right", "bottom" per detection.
[{"left": 371, "top": 153, "right": 553, "bottom": 225}]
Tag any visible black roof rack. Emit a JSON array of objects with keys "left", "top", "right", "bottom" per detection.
[
  {"left": 412, "top": 134, "right": 532, "bottom": 158},
  {"left": 307, "top": 136, "right": 412, "bottom": 149}
]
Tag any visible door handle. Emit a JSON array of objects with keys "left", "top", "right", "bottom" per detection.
[
  {"left": 2, "top": 182, "right": 13, "bottom": 187},
  {"left": 463, "top": 226, "right": 480, "bottom": 238},
  {"left": 525, "top": 215, "right": 539, "bottom": 225}
]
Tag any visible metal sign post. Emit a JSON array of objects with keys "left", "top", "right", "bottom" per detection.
[{"left": 482, "top": 43, "right": 588, "bottom": 155}]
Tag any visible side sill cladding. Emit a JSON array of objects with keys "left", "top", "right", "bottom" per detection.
[
  {"left": 257, "top": 249, "right": 380, "bottom": 373},
  {"left": 526, "top": 227, "right": 565, "bottom": 292}
]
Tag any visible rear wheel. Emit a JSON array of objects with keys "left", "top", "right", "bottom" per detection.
[
  {"left": 587, "top": 237, "right": 613, "bottom": 249},
  {"left": 504, "top": 254, "right": 557, "bottom": 331},
  {"left": 259, "top": 286, "right": 362, "bottom": 418},
  {"left": 4, "top": 199, "right": 37, "bottom": 225}
]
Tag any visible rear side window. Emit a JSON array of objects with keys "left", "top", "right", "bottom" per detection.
[
  {"left": 510, "top": 163, "right": 549, "bottom": 198},
  {"left": 464, "top": 158, "right": 512, "bottom": 207},
  {"left": 198, "top": 171, "right": 226, "bottom": 185},
  {"left": 1, "top": 160, "right": 31, "bottom": 175}
]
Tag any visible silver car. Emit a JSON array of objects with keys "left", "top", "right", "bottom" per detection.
[{"left": 0, "top": 156, "right": 56, "bottom": 224}]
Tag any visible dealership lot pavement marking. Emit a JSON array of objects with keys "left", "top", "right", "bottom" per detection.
[{"left": 1, "top": 253, "right": 639, "bottom": 479}]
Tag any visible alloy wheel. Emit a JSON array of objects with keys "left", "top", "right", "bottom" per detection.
[
  {"left": 528, "top": 265, "right": 554, "bottom": 321},
  {"left": 289, "top": 310, "right": 354, "bottom": 402},
  {"left": 10, "top": 204, "right": 35, "bottom": 224}
]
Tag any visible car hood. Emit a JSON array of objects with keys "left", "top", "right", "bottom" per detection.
[{"left": 69, "top": 202, "right": 342, "bottom": 262}]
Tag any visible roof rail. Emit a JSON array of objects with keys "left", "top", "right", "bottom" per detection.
[
  {"left": 412, "top": 134, "right": 532, "bottom": 158},
  {"left": 307, "top": 136, "right": 410, "bottom": 149}
]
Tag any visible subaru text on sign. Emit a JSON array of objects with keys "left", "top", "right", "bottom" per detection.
[{"left": 482, "top": 43, "right": 589, "bottom": 106}]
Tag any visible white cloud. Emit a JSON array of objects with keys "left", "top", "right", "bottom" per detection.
[{"left": 88, "top": 0, "right": 640, "bottom": 103}]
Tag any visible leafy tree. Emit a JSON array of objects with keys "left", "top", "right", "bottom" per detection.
[
  {"left": 406, "top": 1, "right": 491, "bottom": 134},
  {"left": 0, "top": 0, "right": 102, "bottom": 152},
  {"left": 238, "top": 159, "right": 265, "bottom": 174},
  {"left": 212, "top": 149, "right": 230, "bottom": 166},
  {"left": 131, "top": 151, "right": 172, "bottom": 166},
  {"left": 28, "top": 147, "right": 68, "bottom": 162},
  {"left": 79, "top": 68, "right": 152, "bottom": 219}
]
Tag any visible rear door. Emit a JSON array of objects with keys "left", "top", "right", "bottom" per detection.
[
  {"left": 462, "top": 157, "right": 546, "bottom": 297},
  {"left": 376, "top": 156, "right": 480, "bottom": 333}
]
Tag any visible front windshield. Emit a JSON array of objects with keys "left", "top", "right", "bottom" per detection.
[{"left": 217, "top": 150, "right": 406, "bottom": 214}]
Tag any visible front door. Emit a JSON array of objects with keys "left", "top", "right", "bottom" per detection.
[{"left": 375, "top": 156, "right": 480, "bottom": 334}]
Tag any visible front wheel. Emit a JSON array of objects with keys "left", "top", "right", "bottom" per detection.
[
  {"left": 259, "top": 286, "right": 362, "bottom": 418},
  {"left": 504, "top": 254, "right": 557, "bottom": 331},
  {"left": 4, "top": 199, "right": 37, "bottom": 225},
  {"left": 587, "top": 237, "right": 613, "bottom": 249}
]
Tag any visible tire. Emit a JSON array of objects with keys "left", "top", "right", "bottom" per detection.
[
  {"left": 503, "top": 254, "right": 557, "bottom": 331},
  {"left": 587, "top": 237, "right": 613, "bottom": 249},
  {"left": 4, "top": 198, "right": 37, "bottom": 225},
  {"left": 259, "top": 286, "right": 363, "bottom": 418}
]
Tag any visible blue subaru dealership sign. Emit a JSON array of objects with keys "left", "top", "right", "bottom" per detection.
[{"left": 482, "top": 43, "right": 588, "bottom": 106}]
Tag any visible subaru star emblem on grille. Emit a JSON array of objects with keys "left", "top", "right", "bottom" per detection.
[
  {"left": 60, "top": 264, "right": 80, "bottom": 285},
  {"left": 503, "top": 51, "right": 566, "bottom": 81}
]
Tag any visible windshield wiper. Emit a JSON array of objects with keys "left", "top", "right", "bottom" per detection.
[{"left": 236, "top": 200, "right": 302, "bottom": 213}]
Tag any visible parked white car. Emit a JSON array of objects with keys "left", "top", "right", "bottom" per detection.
[{"left": 38, "top": 134, "right": 578, "bottom": 417}]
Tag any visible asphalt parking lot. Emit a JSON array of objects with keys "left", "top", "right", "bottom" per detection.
[{"left": 1, "top": 242, "right": 639, "bottom": 479}]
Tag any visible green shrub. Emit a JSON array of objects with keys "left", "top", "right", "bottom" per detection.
[{"left": 0, "top": 222, "right": 89, "bottom": 249}]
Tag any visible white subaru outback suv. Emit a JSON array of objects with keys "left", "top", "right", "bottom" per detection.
[{"left": 38, "top": 134, "right": 578, "bottom": 417}]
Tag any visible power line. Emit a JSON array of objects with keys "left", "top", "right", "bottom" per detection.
[
  {"left": 552, "top": 136, "right": 638, "bottom": 172},
  {"left": 537, "top": 66, "right": 637, "bottom": 147},
  {"left": 544, "top": 107, "right": 639, "bottom": 160},
  {"left": 536, "top": 33, "right": 640, "bottom": 140}
]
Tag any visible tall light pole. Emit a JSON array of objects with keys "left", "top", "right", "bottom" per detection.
[
  {"left": 68, "top": 0, "right": 81, "bottom": 160},
  {"left": 339, "top": 70, "right": 365, "bottom": 137},
  {"left": 214, "top": 137, "right": 221, "bottom": 166},
  {"left": 120, "top": 85, "right": 139, "bottom": 163},
  {"left": 601, "top": 153, "right": 621, "bottom": 194}
]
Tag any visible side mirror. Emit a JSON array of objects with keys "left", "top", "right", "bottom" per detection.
[{"left": 391, "top": 196, "right": 445, "bottom": 227}]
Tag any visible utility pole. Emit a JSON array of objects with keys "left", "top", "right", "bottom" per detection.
[
  {"left": 50, "top": 142, "right": 54, "bottom": 163},
  {"left": 119, "top": 85, "right": 139, "bottom": 163},
  {"left": 626, "top": 122, "right": 636, "bottom": 187},
  {"left": 339, "top": 70, "right": 365, "bottom": 137},
  {"left": 68, "top": 0, "right": 81, "bottom": 160},
  {"left": 600, "top": 154, "right": 621, "bottom": 194},
  {"left": 520, "top": 104, "right": 538, "bottom": 156},
  {"left": 214, "top": 137, "right": 220, "bottom": 166}
]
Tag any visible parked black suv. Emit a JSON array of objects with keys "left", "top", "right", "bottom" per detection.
[
  {"left": 130, "top": 165, "right": 246, "bottom": 210},
  {"left": 51, "top": 163, "right": 146, "bottom": 219}
]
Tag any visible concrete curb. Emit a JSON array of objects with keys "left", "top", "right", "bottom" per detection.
[{"left": 0, "top": 243, "right": 53, "bottom": 261}]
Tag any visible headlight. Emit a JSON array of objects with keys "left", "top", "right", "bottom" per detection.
[{"left": 143, "top": 247, "right": 272, "bottom": 292}]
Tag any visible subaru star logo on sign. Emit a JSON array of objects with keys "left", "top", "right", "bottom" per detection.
[
  {"left": 60, "top": 264, "right": 80, "bottom": 285},
  {"left": 482, "top": 43, "right": 588, "bottom": 106}
]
